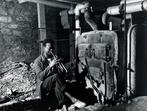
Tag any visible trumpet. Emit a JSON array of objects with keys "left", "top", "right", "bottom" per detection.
[{"left": 50, "top": 50, "right": 68, "bottom": 73}]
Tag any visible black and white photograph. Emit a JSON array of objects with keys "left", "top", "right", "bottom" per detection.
[{"left": 0, "top": 0, "right": 147, "bottom": 111}]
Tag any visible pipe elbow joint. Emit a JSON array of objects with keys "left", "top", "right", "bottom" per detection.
[{"left": 75, "top": 2, "right": 89, "bottom": 16}]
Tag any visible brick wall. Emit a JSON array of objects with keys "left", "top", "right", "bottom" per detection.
[{"left": 0, "top": 0, "right": 39, "bottom": 63}]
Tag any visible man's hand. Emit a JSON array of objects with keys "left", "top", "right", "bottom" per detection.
[{"left": 49, "top": 57, "right": 58, "bottom": 68}]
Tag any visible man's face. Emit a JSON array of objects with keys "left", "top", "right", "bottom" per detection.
[{"left": 44, "top": 43, "right": 53, "bottom": 58}]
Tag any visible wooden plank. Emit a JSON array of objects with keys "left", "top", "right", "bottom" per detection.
[{"left": 18, "top": 0, "right": 71, "bottom": 9}]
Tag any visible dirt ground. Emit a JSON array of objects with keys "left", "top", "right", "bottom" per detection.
[{"left": 0, "top": 96, "right": 147, "bottom": 111}]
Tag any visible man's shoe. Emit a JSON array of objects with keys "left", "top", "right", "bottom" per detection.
[
  {"left": 66, "top": 79, "right": 77, "bottom": 83},
  {"left": 73, "top": 100, "right": 86, "bottom": 109},
  {"left": 62, "top": 104, "right": 67, "bottom": 111},
  {"left": 68, "top": 105, "right": 75, "bottom": 111}
]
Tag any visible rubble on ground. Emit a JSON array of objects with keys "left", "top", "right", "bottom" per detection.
[
  {"left": 78, "top": 96, "right": 147, "bottom": 111},
  {"left": 0, "top": 58, "right": 36, "bottom": 101}
]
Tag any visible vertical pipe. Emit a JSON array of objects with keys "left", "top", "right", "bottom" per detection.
[
  {"left": 75, "top": 5, "right": 81, "bottom": 79},
  {"left": 74, "top": 2, "right": 89, "bottom": 56},
  {"left": 127, "top": 24, "right": 137, "bottom": 97},
  {"left": 130, "top": 25, "right": 136, "bottom": 96},
  {"left": 74, "top": 2, "right": 89, "bottom": 49},
  {"left": 123, "top": 0, "right": 128, "bottom": 101},
  {"left": 37, "top": 3, "right": 46, "bottom": 53},
  {"left": 109, "top": 22, "right": 112, "bottom": 31},
  {"left": 75, "top": 18, "right": 80, "bottom": 48},
  {"left": 127, "top": 26, "right": 131, "bottom": 97}
]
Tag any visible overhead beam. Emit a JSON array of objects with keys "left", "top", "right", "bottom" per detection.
[
  {"left": 18, "top": 0, "right": 71, "bottom": 9},
  {"left": 55, "top": 0, "right": 78, "bottom": 4}
]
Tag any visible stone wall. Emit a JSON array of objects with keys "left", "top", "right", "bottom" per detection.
[{"left": 0, "top": 0, "right": 39, "bottom": 63}]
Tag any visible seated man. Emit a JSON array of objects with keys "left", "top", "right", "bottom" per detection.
[{"left": 34, "top": 39, "right": 85, "bottom": 110}]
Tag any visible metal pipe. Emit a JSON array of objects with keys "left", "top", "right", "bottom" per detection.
[
  {"left": 102, "top": 12, "right": 122, "bottom": 25},
  {"left": 120, "top": 0, "right": 144, "bottom": 4},
  {"left": 109, "top": 22, "right": 112, "bottom": 30},
  {"left": 18, "top": 0, "right": 71, "bottom": 9},
  {"left": 84, "top": 10, "right": 98, "bottom": 31},
  {"left": 107, "top": 0, "right": 147, "bottom": 15},
  {"left": 74, "top": 2, "right": 89, "bottom": 46},
  {"left": 74, "top": 2, "right": 89, "bottom": 16},
  {"left": 127, "top": 24, "right": 137, "bottom": 97}
]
